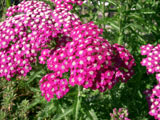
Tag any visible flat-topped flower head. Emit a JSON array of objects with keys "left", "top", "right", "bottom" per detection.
[
  {"left": 43, "top": 22, "right": 135, "bottom": 97},
  {"left": 6, "top": 1, "right": 51, "bottom": 17},
  {"left": 140, "top": 44, "right": 160, "bottom": 81},
  {"left": 4, "top": 1, "right": 135, "bottom": 102},
  {"left": 110, "top": 108, "right": 130, "bottom": 120},
  {"left": 52, "top": 7, "right": 82, "bottom": 36},
  {"left": 147, "top": 84, "right": 160, "bottom": 119},
  {"left": 71, "top": 21, "right": 103, "bottom": 39},
  {"left": 39, "top": 73, "right": 69, "bottom": 101},
  {"left": 0, "top": 1, "right": 63, "bottom": 80}
]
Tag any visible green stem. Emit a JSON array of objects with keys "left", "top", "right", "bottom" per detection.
[
  {"left": 87, "top": 0, "right": 91, "bottom": 22},
  {"left": 74, "top": 85, "right": 82, "bottom": 120},
  {"left": 102, "top": 0, "right": 106, "bottom": 29},
  {"left": 117, "top": 3, "right": 123, "bottom": 45},
  {"left": 6, "top": 0, "right": 11, "bottom": 8}
]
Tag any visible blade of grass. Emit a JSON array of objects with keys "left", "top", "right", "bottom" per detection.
[
  {"left": 74, "top": 85, "right": 82, "bottom": 120},
  {"left": 54, "top": 107, "right": 73, "bottom": 120},
  {"left": 6, "top": 0, "right": 11, "bottom": 8}
]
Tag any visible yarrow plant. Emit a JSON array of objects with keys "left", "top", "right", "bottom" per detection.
[
  {"left": 110, "top": 108, "right": 131, "bottom": 120},
  {"left": 1, "top": 0, "right": 136, "bottom": 117},
  {"left": 1, "top": 0, "right": 160, "bottom": 119},
  {"left": 0, "top": 0, "right": 136, "bottom": 101},
  {"left": 40, "top": 22, "right": 135, "bottom": 101}
]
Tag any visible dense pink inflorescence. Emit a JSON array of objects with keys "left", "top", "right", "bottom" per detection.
[
  {"left": 112, "top": 44, "right": 135, "bottom": 82},
  {"left": 6, "top": 1, "right": 82, "bottom": 36},
  {"left": 140, "top": 44, "right": 160, "bottom": 82},
  {"left": 0, "top": 1, "right": 57, "bottom": 80},
  {"left": 39, "top": 73, "right": 69, "bottom": 101},
  {"left": 52, "top": 7, "right": 82, "bottom": 36},
  {"left": 145, "top": 85, "right": 160, "bottom": 120},
  {"left": 51, "top": 0, "right": 84, "bottom": 10},
  {"left": 39, "top": 49, "right": 52, "bottom": 64},
  {"left": 1, "top": 0, "right": 135, "bottom": 102},
  {"left": 39, "top": 22, "right": 135, "bottom": 101},
  {"left": 141, "top": 44, "right": 160, "bottom": 119},
  {"left": 110, "top": 108, "right": 131, "bottom": 120},
  {"left": 0, "top": 0, "right": 81, "bottom": 80},
  {"left": 6, "top": 1, "right": 52, "bottom": 17}
]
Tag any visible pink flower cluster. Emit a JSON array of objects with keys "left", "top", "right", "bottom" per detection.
[
  {"left": 40, "top": 73, "right": 69, "bottom": 101},
  {"left": 0, "top": 0, "right": 81, "bottom": 80},
  {"left": 6, "top": 0, "right": 50, "bottom": 17},
  {"left": 39, "top": 22, "right": 135, "bottom": 101},
  {"left": 39, "top": 49, "right": 52, "bottom": 64},
  {"left": 110, "top": 108, "right": 131, "bottom": 120},
  {"left": 140, "top": 44, "right": 160, "bottom": 82},
  {"left": 1, "top": 0, "right": 135, "bottom": 102},
  {"left": 52, "top": 7, "right": 82, "bottom": 36},
  {"left": 141, "top": 44, "right": 160, "bottom": 119},
  {"left": 144, "top": 85, "right": 160, "bottom": 120},
  {"left": 51, "top": 0, "right": 84, "bottom": 10},
  {"left": 6, "top": 1, "right": 82, "bottom": 36}
]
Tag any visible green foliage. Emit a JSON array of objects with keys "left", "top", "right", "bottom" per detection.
[
  {"left": 6, "top": 0, "right": 11, "bottom": 8},
  {"left": 0, "top": 0, "right": 5, "bottom": 19},
  {"left": 0, "top": 0, "right": 159, "bottom": 119}
]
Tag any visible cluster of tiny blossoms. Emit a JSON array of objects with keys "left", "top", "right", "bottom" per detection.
[
  {"left": 52, "top": 7, "right": 82, "bottom": 36},
  {"left": 110, "top": 108, "right": 131, "bottom": 120},
  {"left": 39, "top": 22, "right": 135, "bottom": 101},
  {"left": 141, "top": 44, "right": 160, "bottom": 119},
  {"left": 51, "top": 0, "right": 84, "bottom": 10},
  {"left": 140, "top": 44, "right": 160, "bottom": 82},
  {"left": 144, "top": 85, "right": 160, "bottom": 120},
  {"left": 6, "top": 1, "right": 82, "bottom": 36},
  {"left": 39, "top": 49, "right": 52, "bottom": 64},
  {"left": 39, "top": 73, "right": 69, "bottom": 101},
  {"left": 0, "top": 0, "right": 81, "bottom": 80},
  {"left": 6, "top": 0, "right": 50, "bottom": 17}
]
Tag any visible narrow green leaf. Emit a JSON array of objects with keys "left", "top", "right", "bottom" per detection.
[
  {"left": 0, "top": 110, "right": 6, "bottom": 120},
  {"left": 128, "top": 14, "right": 144, "bottom": 21},
  {"left": 109, "top": 22, "right": 120, "bottom": 31},
  {"left": 28, "top": 99, "right": 42, "bottom": 109},
  {"left": 142, "top": 10, "right": 155, "bottom": 14},
  {"left": 58, "top": 104, "right": 69, "bottom": 120},
  {"left": 138, "top": 90, "right": 143, "bottom": 98},
  {"left": 107, "top": 0, "right": 117, "bottom": 6},
  {"left": 30, "top": 87, "right": 41, "bottom": 92},
  {"left": 27, "top": 70, "right": 45, "bottom": 84},
  {"left": 88, "top": 109, "right": 98, "bottom": 120},
  {"left": 54, "top": 107, "right": 73, "bottom": 120}
]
